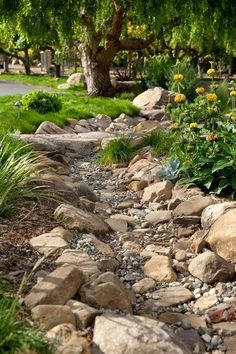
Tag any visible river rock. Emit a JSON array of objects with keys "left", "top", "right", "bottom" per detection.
[
  {"left": 54, "top": 204, "right": 109, "bottom": 234},
  {"left": 206, "top": 208, "right": 236, "bottom": 262},
  {"left": 146, "top": 210, "right": 172, "bottom": 225},
  {"left": 30, "top": 227, "right": 72, "bottom": 254},
  {"left": 201, "top": 202, "right": 236, "bottom": 229},
  {"left": 173, "top": 195, "right": 214, "bottom": 217},
  {"left": 73, "top": 181, "right": 98, "bottom": 202},
  {"left": 92, "top": 313, "right": 191, "bottom": 354},
  {"left": 145, "top": 286, "right": 193, "bottom": 308},
  {"left": 67, "top": 72, "right": 85, "bottom": 86},
  {"left": 55, "top": 250, "right": 100, "bottom": 279},
  {"left": 25, "top": 266, "right": 83, "bottom": 308},
  {"left": 159, "top": 312, "right": 206, "bottom": 329},
  {"left": 132, "top": 278, "right": 156, "bottom": 294},
  {"left": 188, "top": 251, "right": 235, "bottom": 284},
  {"left": 35, "top": 121, "right": 68, "bottom": 135},
  {"left": 144, "top": 255, "right": 177, "bottom": 282},
  {"left": 67, "top": 300, "right": 101, "bottom": 328},
  {"left": 80, "top": 272, "right": 133, "bottom": 313},
  {"left": 31, "top": 305, "right": 76, "bottom": 330},
  {"left": 142, "top": 181, "right": 173, "bottom": 203},
  {"left": 105, "top": 218, "right": 128, "bottom": 232}
]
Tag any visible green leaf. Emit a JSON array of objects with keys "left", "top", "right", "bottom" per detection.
[
  {"left": 212, "top": 160, "right": 234, "bottom": 173},
  {"left": 214, "top": 179, "right": 230, "bottom": 194},
  {"left": 232, "top": 175, "right": 236, "bottom": 189}
]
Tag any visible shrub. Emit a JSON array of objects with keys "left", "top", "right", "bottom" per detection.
[
  {"left": 0, "top": 136, "right": 39, "bottom": 216},
  {"left": 0, "top": 295, "right": 52, "bottom": 354},
  {"left": 168, "top": 60, "right": 200, "bottom": 100},
  {"left": 100, "top": 137, "right": 134, "bottom": 165},
  {"left": 169, "top": 82, "right": 236, "bottom": 197},
  {"left": 22, "top": 90, "right": 62, "bottom": 114},
  {"left": 142, "top": 129, "right": 173, "bottom": 156},
  {"left": 144, "top": 55, "right": 173, "bottom": 89}
]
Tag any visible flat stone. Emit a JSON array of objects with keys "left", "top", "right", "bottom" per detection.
[
  {"left": 54, "top": 204, "right": 109, "bottom": 234},
  {"left": 30, "top": 227, "right": 72, "bottom": 254},
  {"left": 159, "top": 312, "right": 206, "bottom": 329},
  {"left": 31, "top": 305, "right": 76, "bottom": 330},
  {"left": 82, "top": 234, "right": 114, "bottom": 257},
  {"left": 213, "top": 321, "right": 236, "bottom": 334},
  {"left": 25, "top": 266, "right": 83, "bottom": 308},
  {"left": 67, "top": 300, "right": 101, "bottom": 328},
  {"left": 173, "top": 195, "right": 214, "bottom": 217},
  {"left": 146, "top": 286, "right": 193, "bottom": 308},
  {"left": 92, "top": 313, "right": 191, "bottom": 354},
  {"left": 110, "top": 214, "right": 136, "bottom": 226},
  {"left": 193, "top": 295, "right": 218, "bottom": 311},
  {"left": 146, "top": 210, "right": 172, "bottom": 225},
  {"left": 105, "top": 218, "right": 128, "bottom": 232},
  {"left": 207, "top": 304, "right": 235, "bottom": 323},
  {"left": 55, "top": 250, "right": 100, "bottom": 279},
  {"left": 144, "top": 255, "right": 177, "bottom": 282}
]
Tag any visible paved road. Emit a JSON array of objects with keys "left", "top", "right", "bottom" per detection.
[{"left": 0, "top": 80, "right": 51, "bottom": 96}]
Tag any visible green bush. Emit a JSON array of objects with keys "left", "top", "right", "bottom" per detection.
[
  {"left": 142, "top": 129, "right": 173, "bottom": 156},
  {"left": 168, "top": 61, "right": 200, "bottom": 100},
  {"left": 169, "top": 87, "right": 236, "bottom": 197},
  {"left": 0, "top": 295, "right": 52, "bottom": 354},
  {"left": 22, "top": 90, "right": 62, "bottom": 114},
  {"left": 0, "top": 135, "right": 39, "bottom": 216},
  {"left": 100, "top": 137, "right": 134, "bottom": 165},
  {"left": 144, "top": 55, "right": 173, "bottom": 89}
]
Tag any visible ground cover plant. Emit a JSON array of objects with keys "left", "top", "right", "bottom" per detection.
[
  {"left": 22, "top": 90, "right": 62, "bottom": 114},
  {"left": 168, "top": 69, "right": 236, "bottom": 198},
  {"left": 142, "top": 129, "right": 174, "bottom": 157}
]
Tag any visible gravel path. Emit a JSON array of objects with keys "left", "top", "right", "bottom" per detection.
[{"left": 0, "top": 80, "right": 51, "bottom": 96}]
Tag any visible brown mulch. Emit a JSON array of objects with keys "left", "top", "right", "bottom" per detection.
[{"left": 0, "top": 199, "right": 61, "bottom": 292}]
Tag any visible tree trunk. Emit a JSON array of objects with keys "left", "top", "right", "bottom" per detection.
[
  {"left": 55, "top": 64, "right": 61, "bottom": 78},
  {"left": 80, "top": 45, "right": 115, "bottom": 96},
  {"left": 3, "top": 54, "right": 9, "bottom": 72},
  {"left": 23, "top": 48, "right": 31, "bottom": 75}
]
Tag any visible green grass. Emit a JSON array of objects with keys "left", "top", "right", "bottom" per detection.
[
  {"left": 0, "top": 93, "right": 139, "bottom": 133},
  {"left": 0, "top": 72, "right": 68, "bottom": 89},
  {"left": 0, "top": 73, "right": 139, "bottom": 133},
  {"left": 100, "top": 137, "right": 134, "bottom": 165},
  {"left": 0, "top": 295, "right": 53, "bottom": 354}
]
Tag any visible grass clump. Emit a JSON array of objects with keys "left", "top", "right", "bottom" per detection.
[
  {"left": 142, "top": 129, "right": 173, "bottom": 156},
  {"left": 21, "top": 90, "right": 62, "bottom": 114},
  {"left": 0, "top": 295, "right": 53, "bottom": 354},
  {"left": 100, "top": 137, "right": 134, "bottom": 165},
  {"left": 0, "top": 135, "right": 39, "bottom": 216}
]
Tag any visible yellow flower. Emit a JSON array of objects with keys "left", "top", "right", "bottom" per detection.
[
  {"left": 210, "top": 83, "right": 218, "bottom": 89},
  {"left": 230, "top": 90, "right": 236, "bottom": 97},
  {"left": 207, "top": 132, "right": 219, "bottom": 141},
  {"left": 174, "top": 93, "right": 186, "bottom": 103},
  {"left": 174, "top": 74, "right": 184, "bottom": 81},
  {"left": 207, "top": 93, "right": 218, "bottom": 102},
  {"left": 195, "top": 87, "right": 205, "bottom": 94},
  {"left": 170, "top": 122, "right": 178, "bottom": 129},
  {"left": 189, "top": 122, "right": 198, "bottom": 129},
  {"left": 207, "top": 68, "right": 216, "bottom": 76},
  {"left": 230, "top": 115, "right": 236, "bottom": 122}
]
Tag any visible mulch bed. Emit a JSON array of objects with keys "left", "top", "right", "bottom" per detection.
[{"left": 0, "top": 199, "right": 61, "bottom": 293}]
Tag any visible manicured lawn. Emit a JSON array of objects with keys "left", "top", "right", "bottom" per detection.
[{"left": 0, "top": 74, "right": 139, "bottom": 133}]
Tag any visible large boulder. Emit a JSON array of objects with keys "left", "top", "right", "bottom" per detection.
[
  {"left": 80, "top": 272, "right": 133, "bottom": 313},
  {"left": 67, "top": 73, "right": 86, "bottom": 86},
  {"left": 188, "top": 251, "right": 235, "bottom": 284},
  {"left": 206, "top": 209, "right": 236, "bottom": 262},
  {"left": 133, "top": 87, "right": 173, "bottom": 110},
  {"left": 201, "top": 202, "right": 236, "bottom": 229},
  {"left": 54, "top": 204, "right": 109, "bottom": 234},
  {"left": 92, "top": 313, "right": 191, "bottom": 354}
]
